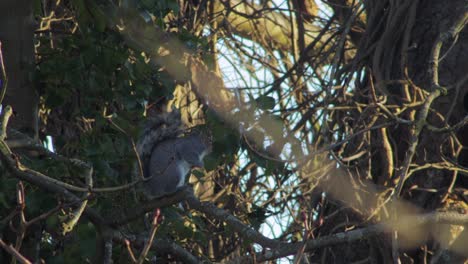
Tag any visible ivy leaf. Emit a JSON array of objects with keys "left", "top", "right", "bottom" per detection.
[
  {"left": 255, "top": 95, "right": 275, "bottom": 110},
  {"left": 192, "top": 169, "right": 205, "bottom": 179},
  {"left": 88, "top": 3, "right": 107, "bottom": 32},
  {"left": 0, "top": 193, "right": 9, "bottom": 209},
  {"left": 203, "top": 154, "right": 221, "bottom": 171},
  {"left": 258, "top": 114, "right": 284, "bottom": 140}
]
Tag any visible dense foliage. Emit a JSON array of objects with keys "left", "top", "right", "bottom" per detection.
[{"left": 0, "top": 0, "right": 467, "bottom": 263}]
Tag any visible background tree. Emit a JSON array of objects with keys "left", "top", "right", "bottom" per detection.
[{"left": 0, "top": 0, "right": 467, "bottom": 263}]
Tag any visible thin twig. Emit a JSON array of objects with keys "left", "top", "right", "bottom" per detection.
[
  {"left": 137, "top": 209, "right": 161, "bottom": 264},
  {"left": 0, "top": 41, "right": 8, "bottom": 105},
  {"left": 0, "top": 239, "right": 31, "bottom": 264}
]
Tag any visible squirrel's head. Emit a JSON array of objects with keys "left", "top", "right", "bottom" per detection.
[{"left": 181, "top": 131, "right": 212, "bottom": 168}]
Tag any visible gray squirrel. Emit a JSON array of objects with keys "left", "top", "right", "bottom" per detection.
[{"left": 135, "top": 110, "right": 211, "bottom": 199}]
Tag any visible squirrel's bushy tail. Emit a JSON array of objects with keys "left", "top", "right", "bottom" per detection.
[{"left": 135, "top": 110, "right": 183, "bottom": 178}]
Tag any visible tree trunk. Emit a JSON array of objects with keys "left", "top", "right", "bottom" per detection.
[
  {"left": 0, "top": 0, "right": 38, "bottom": 137},
  {"left": 0, "top": 1, "right": 38, "bottom": 262}
]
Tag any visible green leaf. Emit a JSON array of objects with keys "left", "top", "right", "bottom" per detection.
[
  {"left": 46, "top": 214, "right": 60, "bottom": 230},
  {"left": 0, "top": 193, "right": 9, "bottom": 209},
  {"left": 244, "top": 128, "right": 265, "bottom": 149},
  {"left": 250, "top": 152, "right": 267, "bottom": 168},
  {"left": 265, "top": 159, "right": 282, "bottom": 175},
  {"left": 88, "top": 3, "right": 107, "bottom": 32},
  {"left": 255, "top": 95, "right": 275, "bottom": 110},
  {"left": 203, "top": 154, "right": 221, "bottom": 171},
  {"left": 33, "top": 0, "right": 42, "bottom": 16},
  {"left": 192, "top": 169, "right": 205, "bottom": 179},
  {"left": 71, "top": 0, "right": 91, "bottom": 27},
  {"left": 258, "top": 114, "right": 284, "bottom": 140}
]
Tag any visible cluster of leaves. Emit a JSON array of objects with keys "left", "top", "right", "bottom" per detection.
[
  {"left": 1, "top": 0, "right": 334, "bottom": 262},
  {"left": 35, "top": 1, "right": 177, "bottom": 177},
  {"left": 27, "top": 0, "right": 209, "bottom": 262}
]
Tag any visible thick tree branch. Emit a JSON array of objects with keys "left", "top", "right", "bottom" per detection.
[{"left": 227, "top": 211, "right": 468, "bottom": 263}]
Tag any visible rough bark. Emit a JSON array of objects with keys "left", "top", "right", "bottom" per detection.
[{"left": 0, "top": 0, "right": 38, "bottom": 137}]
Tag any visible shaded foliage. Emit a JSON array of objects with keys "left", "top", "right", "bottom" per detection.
[{"left": 0, "top": 0, "right": 468, "bottom": 263}]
